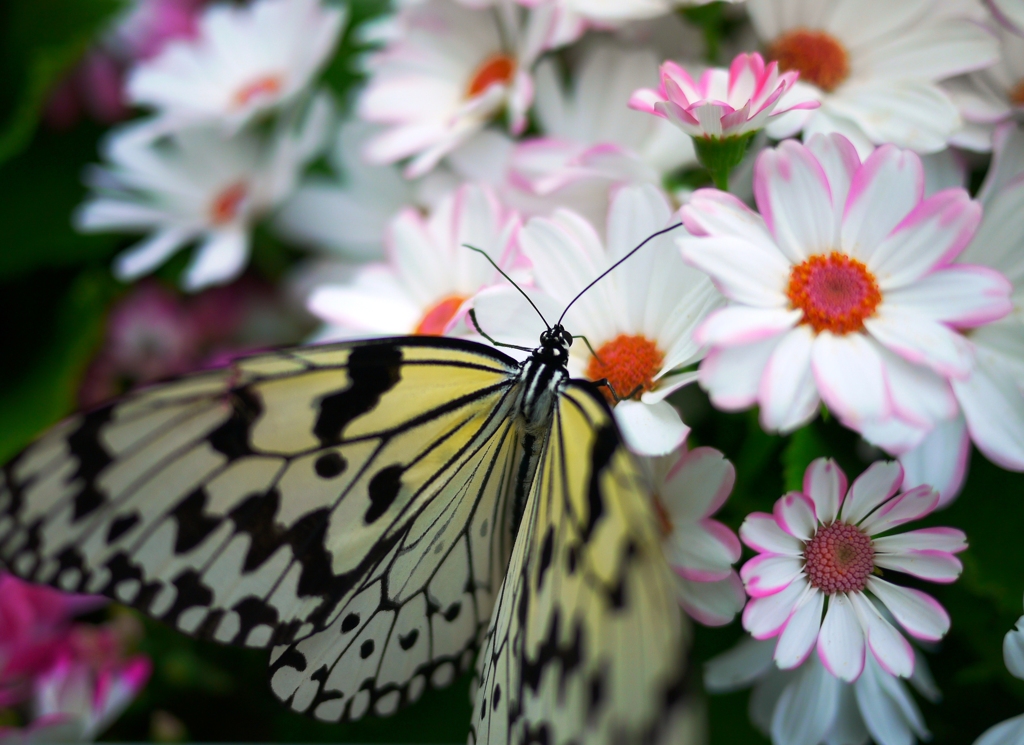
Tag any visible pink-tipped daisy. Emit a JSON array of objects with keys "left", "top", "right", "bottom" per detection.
[
  {"left": 739, "top": 457, "right": 967, "bottom": 682},
  {"left": 629, "top": 52, "right": 816, "bottom": 141}
]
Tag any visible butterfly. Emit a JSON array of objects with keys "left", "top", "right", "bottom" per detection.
[{"left": 0, "top": 230, "right": 697, "bottom": 745}]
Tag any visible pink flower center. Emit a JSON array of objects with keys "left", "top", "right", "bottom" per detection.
[
  {"left": 803, "top": 521, "right": 874, "bottom": 594},
  {"left": 787, "top": 252, "right": 882, "bottom": 335},
  {"left": 466, "top": 54, "right": 516, "bottom": 99},
  {"left": 209, "top": 182, "right": 248, "bottom": 225},
  {"left": 233, "top": 74, "right": 283, "bottom": 108},
  {"left": 586, "top": 334, "right": 664, "bottom": 404},
  {"left": 415, "top": 295, "right": 466, "bottom": 335},
  {"left": 768, "top": 29, "right": 850, "bottom": 92}
]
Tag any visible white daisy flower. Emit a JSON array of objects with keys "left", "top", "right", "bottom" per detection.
[
  {"left": 525, "top": 0, "right": 741, "bottom": 24},
  {"left": 644, "top": 445, "right": 745, "bottom": 627},
  {"left": 305, "top": 183, "right": 520, "bottom": 340},
  {"left": 988, "top": 0, "right": 1024, "bottom": 34},
  {"left": 705, "top": 636, "right": 940, "bottom": 745},
  {"left": 75, "top": 98, "right": 331, "bottom": 291},
  {"left": 944, "top": 19, "right": 1024, "bottom": 151},
  {"left": 972, "top": 596, "right": 1024, "bottom": 745},
  {"left": 516, "top": 40, "right": 696, "bottom": 197},
  {"left": 897, "top": 123, "right": 1024, "bottom": 502},
  {"left": 358, "top": 0, "right": 583, "bottom": 178},
  {"left": 748, "top": 0, "right": 1000, "bottom": 156},
  {"left": 740, "top": 458, "right": 966, "bottom": 682},
  {"left": 679, "top": 134, "right": 1012, "bottom": 437},
  {"left": 469, "top": 183, "right": 722, "bottom": 456},
  {"left": 127, "top": 0, "right": 345, "bottom": 132}
]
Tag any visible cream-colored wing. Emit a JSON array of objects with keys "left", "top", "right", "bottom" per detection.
[
  {"left": 470, "top": 381, "right": 701, "bottom": 745},
  {"left": 0, "top": 337, "right": 520, "bottom": 720}
]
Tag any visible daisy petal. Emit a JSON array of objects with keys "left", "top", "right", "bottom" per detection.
[
  {"left": 614, "top": 399, "right": 689, "bottom": 458},
  {"left": 882, "top": 265, "right": 1012, "bottom": 328},
  {"left": 696, "top": 306, "right": 801, "bottom": 347},
  {"left": 1003, "top": 618, "right": 1024, "bottom": 681},
  {"left": 754, "top": 139, "right": 834, "bottom": 262},
  {"left": 953, "top": 355, "right": 1024, "bottom": 471},
  {"left": 868, "top": 577, "right": 950, "bottom": 641},
  {"left": 704, "top": 636, "right": 777, "bottom": 693},
  {"left": 774, "top": 491, "right": 818, "bottom": 540},
  {"left": 868, "top": 189, "right": 982, "bottom": 288},
  {"left": 811, "top": 331, "right": 890, "bottom": 424},
  {"left": 841, "top": 460, "right": 904, "bottom": 525},
  {"left": 849, "top": 591, "right": 915, "bottom": 678},
  {"left": 770, "top": 656, "right": 840, "bottom": 745},
  {"left": 803, "top": 458, "right": 848, "bottom": 525},
  {"left": 859, "top": 484, "right": 939, "bottom": 535},
  {"left": 865, "top": 307, "right": 975, "bottom": 379},
  {"left": 899, "top": 417, "right": 971, "bottom": 508},
  {"left": 758, "top": 325, "right": 820, "bottom": 434},
  {"left": 676, "top": 573, "right": 747, "bottom": 628},
  {"left": 679, "top": 235, "right": 790, "bottom": 307},
  {"left": 841, "top": 144, "right": 923, "bottom": 264},
  {"left": 805, "top": 133, "right": 861, "bottom": 228},
  {"left": 741, "top": 553, "right": 804, "bottom": 597},
  {"left": 817, "top": 594, "right": 866, "bottom": 682},
  {"left": 874, "top": 550, "right": 963, "bottom": 584},
  {"left": 744, "top": 577, "right": 810, "bottom": 639},
  {"left": 699, "top": 336, "right": 781, "bottom": 410},
  {"left": 740, "top": 513, "right": 805, "bottom": 556},
  {"left": 775, "top": 590, "right": 825, "bottom": 669},
  {"left": 873, "top": 527, "right": 967, "bottom": 555},
  {"left": 679, "top": 189, "right": 778, "bottom": 252}
]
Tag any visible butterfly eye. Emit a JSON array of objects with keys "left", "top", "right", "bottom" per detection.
[{"left": 560, "top": 330, "right": 573, "bottom": 347}]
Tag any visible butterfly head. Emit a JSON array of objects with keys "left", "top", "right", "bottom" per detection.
[{"left": 534, "top": 325, "right": 573, "bottom": 368}]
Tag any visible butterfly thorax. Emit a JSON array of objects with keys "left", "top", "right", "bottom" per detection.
[{"left": 515, "top": 325, "right": 572, "bottom": 435}]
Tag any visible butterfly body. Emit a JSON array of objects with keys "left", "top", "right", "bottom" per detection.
[{"left": 0, "top": 332, "right": 696, "bottom": 745}]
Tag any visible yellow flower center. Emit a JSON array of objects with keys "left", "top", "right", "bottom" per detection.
[
  {"left": 586, "top": 334, "right": 664, "bottom": 403},
  {"left": 787, "top": 252, "right": 882, "bottom": 335}
]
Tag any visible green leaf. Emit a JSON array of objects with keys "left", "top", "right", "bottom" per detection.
[
  {"left": 781, "top": 422, "right": 831, "bottom": 492},
  {"left": 0, "top": 269, "right": 115, "bottom": 462},
  {"left": 0, "top": 123, "right": 122, "bottom": 280},
  {"left": 0, "top": 0, "right": 126, "bottom": 164}
]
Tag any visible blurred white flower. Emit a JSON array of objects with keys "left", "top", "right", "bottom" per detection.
[
  {"left": 643, "top": 445, "right": 745, "bottom": 626},
  {"left": 526, "top": 0, "right": 741, "bottom": 24},
  {"left": 898, "top": 123, "right": 1024, "bottom": 503},
  {"left": 358, "top": 0, "right": 583, "bottom": 178},
  {"left": 987, "top": 0, "right": 1024, "bottom": 34},
  {"left": 971, "top": 594, "right": 1024, "bottom": 745},
  {"left": 749, "top": 0, "right": 999, "bottom": 156},
  {"left": 305, "top": 183, "right": 520, "bottom": 340},
  {"left": 274, "top": 121, "right": 459, "bottom": 261},
  {"left": 469, "top": 183, "right": 721, "bottom": 456},
  {"left": 705, "top": 636, "right": 940, "bottom": 745},
  {"left": 127, "top": 0, "right": 344, "bottom": 132},
  {"left": 944, "top": 19, "right": 1024, "bottom": 151},
  {"left": 76, "top": 97, "right": 331, "bottom": 291}
]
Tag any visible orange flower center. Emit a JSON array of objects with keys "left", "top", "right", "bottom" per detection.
[
  {"left": 768, "top": 29, "right": 850, "bottom": 92},
  {"left": 233, "top": 74, "right": 283, "bottom": 108},
  {"left": 415, "top": 295, "right": 467, "bottom": 335},
  {"left": 803, "top": 521, "right": 874, "bottom": 594},
  {"left": 1011, "top": 79, "right": 1024, "bottom": 106},
  {"left": 466, "top": 54, "right": 516, "bottom": 99},
  {"left": 586, "top": 334, "right": 664, "bottom": 403},
  {"left": 787, "top": 252, "right": 881, "bottom": 335},
  {"left": 209, "top": 182, "right": 248, "bottom": 225}
]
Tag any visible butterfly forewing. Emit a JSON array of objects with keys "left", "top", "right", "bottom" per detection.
[
  {"left": 471, "top": 382, "right": 698, "bottom": 745},
  {"left": 0, "top": 339, "right": 519, "bottom": 660}
]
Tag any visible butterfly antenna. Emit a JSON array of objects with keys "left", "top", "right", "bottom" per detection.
[
  {"left": 463, "top": 244, "right": 550, "bottom": 330},
  {"left": 556, "top": 222, "right": 684, "bottom": 326}
]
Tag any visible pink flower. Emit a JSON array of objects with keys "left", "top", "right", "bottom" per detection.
[
  {"left": 678, "top": 134, "right": 1013, "bottom": 437},
  {"left": 739, "top": 458, "right": 966, "bottom": 682},
  {"left": 628, "top": 52, "right": 816, "bottom": 140},
  {"left": 646, "top": 446, "right": 745, "bottom": 627}
]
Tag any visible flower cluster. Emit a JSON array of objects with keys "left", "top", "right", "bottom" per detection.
[
  {"left": 0, "top": 573, "right": 150, "bottom": 743},
  {"left": 59, "top": 0, "right": 1024, "bottom": 742}
]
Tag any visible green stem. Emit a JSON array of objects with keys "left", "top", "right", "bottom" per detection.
[{"left": 692, "top": 132, "right": 755, "bottom": 192}]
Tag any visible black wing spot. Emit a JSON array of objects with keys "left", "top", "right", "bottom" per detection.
[
  {"left": 479, "top": 518, "right": 488, "bottom": 537},
  {"left": 566, "top": 545, "right": 578, "bottom": 575},
  {"left": 537, "top": 526, "right": 554, "bottom": 591},
  {"left": 341, "top": 613, "right": 360, "bottom": 633},
  {"left": 73, "top": 486, "right": 105, "bottom": 523},
  {"left": 208, "top": 386, "right": 262, "bottom": 459},
  {"left": 587, "top": 669, "right": 606, "bottom": 721},
  {"left": 172, "top": 489, "right": 222, "bottom": 553},
  {"left": 313, "top": 344, "right": 402, "bottom": 446},
  {"left": 360, "top": 639, "right": 375, "bottom": 659},
  {"left": 582, "top": 423, "right": 618, "bottom": 541},
  {"left": 314, "top": 452, "right": 347, "bottom": 478},
  {"left": 229, "top": 489, "right": 283, "bottom": 572},
  {"left": 106, "top": 513, "right": 140, "bottom": 543},
  {"left": 399, "top": 629, "right": 418, "bottom": 650},
  {"left": 443, "top": 602, "right": 461, "bottom": 622},
  {"left": 492, "top": 684, "right": 501, "bottom": 710},
  {"left": 365, "top": 465, "right": 402, "bottom": 524}
]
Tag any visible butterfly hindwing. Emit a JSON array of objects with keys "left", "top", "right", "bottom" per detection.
[
  {"left": 0, "top": 338, "right": 520, "bottom": 687},
  {"left": 471, "top": 382, "right": 698, "bottom": 745}
]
